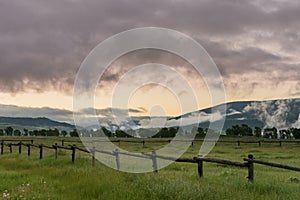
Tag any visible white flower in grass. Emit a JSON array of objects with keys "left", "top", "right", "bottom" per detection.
[{"left": 2, "top": 191, "right": 10, "bottom": 198}]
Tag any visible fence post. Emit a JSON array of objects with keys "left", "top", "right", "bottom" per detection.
[
  {"left": 237, "top": 140, "right": 240, "bottom": 146},
  {"left": 91, "top": 147, "right": 95, "bottom": 167},
  {"left": 279, "top": 140, "right": 282, "bottom": 147},
  {"left": 71, "top": 145, "right": 76, "bottom": 163},
  {"left": 258, "top": 140, "right": 261, "bottom": 147},
  {"left": 151, "top": 150, "right": 158, "bottom": 173},
  {"left": 31, "top": 140, "right": 34, "bottom": 144},
  {"left": 142, "top": 140, "right": 145, "bottom": 146},
  {"left": 197, "top": 155, "right": 203, "bottom": 178},
  {"left": 18, "top": 142, "right": 22, "bottom": 154},
  {"left": 114, "top": 149, "right": 120, "bottom": 170},
  {"left": 1, "top": 141, "right": 3, "bottom": 155},
  {"left": 247, "top": 154, "right": 254, "bottom": 182},
  {"left": 62, "top": 139, "right": 64, "bottom": 146},
  {"left": 27, "top": 144, "right": 31, "bottom": 156},
  {"left": 9, "top": 144, "right": 12, "bottom": 153},
  {"left": 39, "top": 144, "right": 43, "bottom": 159},
  {"left": 54, "top": 143, "right": 58, "bottom": 159}
]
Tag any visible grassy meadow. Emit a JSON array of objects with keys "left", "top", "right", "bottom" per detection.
[{"left": 0, "top": 137, "right": 300, "bottom": 199}]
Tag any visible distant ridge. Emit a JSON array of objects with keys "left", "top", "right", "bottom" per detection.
[
  {"left": 0, "top": 98, "right": 299, "bottom": 131},
  {"left": 0, "top": 116, "right": 75, "bottom": 130},
  {"left": 175, "top": 98, "right": 300, "bottom": 130}
]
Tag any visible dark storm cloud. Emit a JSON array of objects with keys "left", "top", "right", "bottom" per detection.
[
  {"left": 100, "top": 49, "right": 192, "bottom": 85},
  {"left": 0, "top": 0, "right": 299, "bottom": 96}
]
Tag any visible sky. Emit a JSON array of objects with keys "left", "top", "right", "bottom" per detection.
[{"left": 0, "top": 0, "right": 300, "bottom": 119}]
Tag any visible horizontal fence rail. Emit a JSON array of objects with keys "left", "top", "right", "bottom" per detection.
[
  {"left": 244, "top": 157, "right": 300, "bottom": 172},
  {"left": 1, "top": 138, "right": 300, "bottom": 148},
  {"left": 60, "top": 138, "right": 300, "bottom": 147},
  {"left": 1, "top": 140, "right": 300, "bottom": 182}
]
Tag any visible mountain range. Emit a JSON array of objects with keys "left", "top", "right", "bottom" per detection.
[
  {"left": 0, "top": 117, "right": 75, "bottom": 131},
  {"left": 180, "top": 98, "right": 300, "bottom": 130},
  {"left": 0, "top": 98, "right": 299, "bottom": 131}
]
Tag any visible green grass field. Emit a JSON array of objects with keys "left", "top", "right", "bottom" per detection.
[{"left": 0, "top": 137, "right": 300, "bottom": 199}]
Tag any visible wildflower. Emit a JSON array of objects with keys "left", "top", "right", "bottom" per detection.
[{"left": 2, "top": 191, "right": 10, "bottom": 198}]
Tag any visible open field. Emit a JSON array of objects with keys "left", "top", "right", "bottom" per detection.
[{"left": 0, "top": 137, "right": 300, "bottom": 199}]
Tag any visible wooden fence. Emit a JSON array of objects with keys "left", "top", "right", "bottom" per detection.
[
  {"left": 1, "top": 138, "right": 300, "bottom": 147},
  {"left": 59, "top": 138, "right": 300, "bottom": 148},
  {"left": 1, "top": 139, "right": 299, "bottom": 182}
]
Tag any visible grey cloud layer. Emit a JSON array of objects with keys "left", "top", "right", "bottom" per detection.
[
  {"left": 0, "top": 0, "right": 299, "bottom": 96},
  {"left": 0, "top": 104, "right": 73, "bottom": 123},
  {"left": 0, "top": 104, "right": 146, "bottom": 124}
]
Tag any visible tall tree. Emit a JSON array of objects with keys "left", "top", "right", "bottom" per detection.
[
  {"left": 61, "top": 130, "right": 68, "bottom": 137},
  {"left": 70, "top": 129, "right": 79, "bottom": 137},
  {"left": 23, "top": 129, "right": 28, "bottom": 136},
  {"left": 196, "top": 127, "right": 205, "bottom": 137},
  {"left": 240, "top": 124, "right": 253, "bottom": 136},
  {"left": 226, "top": 124, "right": 253, "bottom": 136},
  {"left": 13, "top": 129, "right": 21, "bottom": 136},
  {"left": 5, "top": 127, "right": 13, "bottom": 136},
  {"left": 254, "top": 127, "right": 262, "bottom": 137},
  {"left": 263, "top": 127, "right": 278, "bottom": 139},
  {"left": 290, "top": 128, "right": 300, "bottom": 139}
]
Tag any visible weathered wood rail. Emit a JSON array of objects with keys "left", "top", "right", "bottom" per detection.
[
  {"left": 1, "top": 138, "right": 300, "bottom": 148},
  {"left": 1, "top": 140, "right": 299, "bottom": 182},
  {"left": 60, "top": 138, "right": 300, "bottom": 147},
  {"left": 244, "top": 157, "right": 300, "bottom": 172}
]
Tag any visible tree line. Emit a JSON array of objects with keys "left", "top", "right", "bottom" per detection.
[
  {"left": 0, "top": 127, "right": 79, "bottom": 137},
  {"left": 0, "top": 125, "right": 299, "bottom": 139},
  {"left": 225, "top": 124, "right": 300, "bottom": 139}
]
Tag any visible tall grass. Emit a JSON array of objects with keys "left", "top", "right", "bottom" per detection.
[{"left": 0, "top": 138, "right": 299, "bottom": 199}]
